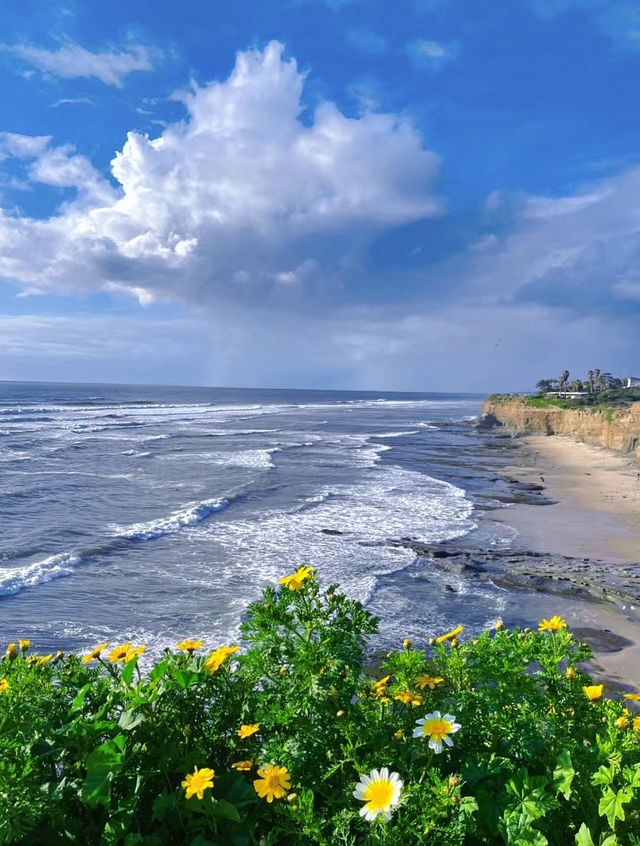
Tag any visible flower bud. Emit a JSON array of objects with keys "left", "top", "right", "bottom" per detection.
[
  {"left": 565, "top": 666, "right": 577, "bottom": 680},
  {"left": 336, "top": 709, "right": 346, "bottom": 718},
  {"left": 402, "top": 639, "right": 412, "bottom": 650},
  {"left": 5, "top": 643, "right": 17, "bottom": 661},
  {"left": 286, "top": 793, "right": 298, "bottom": 803},
  {"left": 615, "top": 716, "right": 628, "bottom": 730},
  {"left": 449, "top": 776, "right": 460, "bottom": 787},
  {"left": 494, "top": 619, "right": 505, "bottom": 631}
]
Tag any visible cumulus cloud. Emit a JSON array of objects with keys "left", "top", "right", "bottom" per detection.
[
  {"left": 0, "top": 41, "right": 441, "bottom": 305},
  {"left": 2, "top": 39, "right": 158, "bottom": 86}
]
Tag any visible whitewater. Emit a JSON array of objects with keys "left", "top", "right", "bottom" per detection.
[{"left": 0, "top": 382, "right": 513, "bottom": 655}]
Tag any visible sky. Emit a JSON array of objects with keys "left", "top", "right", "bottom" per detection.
[{"left": 0, "top": 0, "right": 639, "bottom": 392}]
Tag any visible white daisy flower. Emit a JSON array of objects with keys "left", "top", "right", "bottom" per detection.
[
  {"left": 353, "top": 767, "right": 403, "bottom": 822},
  {"left": 413, "top": 711, "right": 461, "bottom": 753}
]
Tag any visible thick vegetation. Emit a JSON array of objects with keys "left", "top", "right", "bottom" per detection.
[{"left": 1, "top": 569, "right": 639, "bottom": 845}]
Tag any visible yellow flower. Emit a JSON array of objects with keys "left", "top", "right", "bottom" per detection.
[
  {"left": 5, "top": 643, "right": 17, "bottom": 661},
  {"left": 81, "top": 642, "right": 109, "bottom": 664},
  {"left": 177, "top": 639, "right": 204, "bottom": 653},
  {"left": 435, "top": 625, "right": 464, "bottom": 645},
  {"left": 231, "top": 760, "right": 254, "bottom": 771},
  {"left": 37, "top": 654, "right": 53, "bottom": 667},
  {"left": 107, "top": 643, "right": 134, "bottom": 663},
  {"left": 0, "top": 679, "right": 9, "bottom": 694},
  {"left": 353, "top": 768, "right": 403, "bottom": 822},
  {"left": 393, "top": 729, "right": 404, "bottom": 740},
  {"left": 413, "top": 711, "right": 461, "bottom": 753},
  {"left": 416, "top": 674, "right": 444, "bottom": 690},
  {"left": 279, "top": 565, "right": 313, "bottom": 591},
  {"left": 614, "top": 716, "right": 629, "bottom": 730},
  {"left": 237, "top": 723, "right": 260, "bottom": 739},
  {"left": 633, "top": 717, "right": 640, "bottom": 732},
  {"left": 204, "top": 645, "right": 239, "bottom": 674},
  {"left": 402, "top": 639, "right": 412, "bottom": 650},
  {"left": 18, "top": 639, "right": 30, "bottom": 653},
  {"left": 125, "top": 646, "right": 146, "bottom": 661},
  {"left": 372, "top": 675, "right": 391, "bottom": 699},
  {"left": 181, "top": 766, "right": 215, "bottom": 800},
  {"left": 393, "top": 690, "right": 423, "bottom": 707},
  {"left": 538, "top": 616, "right": 567, "bottom": 633},
  {"left": 583, "top": 684, "right": 604, "bottom": 701},
  {"left": 253, "top": 764, "right": 291, "bottom": 802},
  {"left": 565, "top": 667, "right": 577, "bottom": 680},
  {"left": 623, "top": 692, "right": 640, "bottom": 701}
]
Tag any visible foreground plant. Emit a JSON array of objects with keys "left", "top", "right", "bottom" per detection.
[{"left": 0, "top": 572, "right": 638, "bottom": 845}]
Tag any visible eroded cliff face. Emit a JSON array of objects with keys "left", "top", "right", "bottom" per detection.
[{"left": 481, "top": 398, "right": 640, "bottom": 461}]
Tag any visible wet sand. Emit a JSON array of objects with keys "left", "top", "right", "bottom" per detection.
[{"left": 496, "top": 435, "right": 640, "bottom": 687}]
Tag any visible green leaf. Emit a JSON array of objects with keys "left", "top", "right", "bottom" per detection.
[
  {"left": 506, "top": 770, "right": 556, "bottom": 823},
  {"left": 213, "top": 798, "right": 241, "bottom": 823},
  {"left": 598, "top": 787, "right": 632, "bottom": 830},
  {"left": 575, "top": 823, "right": 595, "bottom": 846},
  {"left": 121, "top": 659, "right": 137, "bottom": 686},
  {"left": 118, "top": 708, "right": 146, "bottom": 731},
  {"left": 601, "top": 836, "right": 618, "bottom": 846},
  {"left": 70, "top": 683, "right": 92, "bottom": 712},
  {"left": 81, "top": 735, "right": 126, "bottom": 807},
  {"left": 593, "top": 765, "right": 616, "bottom": 787},
  {"left": 554, "top": 749, "right": 575, "bottom": 800},
  {"left": 174, "top": 669, "right": 199, "bottom": 689}
]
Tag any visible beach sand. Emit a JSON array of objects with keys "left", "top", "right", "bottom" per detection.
[{"left": 495, "top": 435, "right": 640, "bottom": 687}]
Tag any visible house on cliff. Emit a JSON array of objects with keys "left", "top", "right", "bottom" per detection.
[{"left": 624, "top": 376, "right": 640, "bottom": 388}]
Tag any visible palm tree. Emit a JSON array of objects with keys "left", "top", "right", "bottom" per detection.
[
  {"left": 558, "top": 370, "right": 570, "bottom": 392},
  {"left": 587, "top": 370, "right": 595, "bottom": 393}
]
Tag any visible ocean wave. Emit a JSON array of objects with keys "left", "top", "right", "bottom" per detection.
[
  {"left": 0, "top": 552, "right": 81, "bottom": 596},
  {"left": 372, "top": 430, "right": 420, "bottom": 438},
  {"left": 114, "top": 496, "right": 231, "bottom": 541}
]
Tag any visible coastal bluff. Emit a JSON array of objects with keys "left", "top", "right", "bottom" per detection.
[{"left": 480, "top": 396, "right": 640, "bottom": 461}]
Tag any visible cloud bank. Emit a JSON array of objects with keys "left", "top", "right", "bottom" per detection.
[{"left": 0, "top": 41, "right": 441, "bottom": 307}]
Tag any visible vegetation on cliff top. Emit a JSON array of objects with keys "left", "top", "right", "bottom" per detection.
[{"left": 1, "top": 570, "right": 639, "bottom": 845}]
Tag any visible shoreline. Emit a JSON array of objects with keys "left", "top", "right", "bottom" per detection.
[{"left": 494, "top": 433, "right": 640, "bottom": 686}]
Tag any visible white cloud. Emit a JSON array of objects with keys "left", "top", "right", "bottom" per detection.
[
  {"left": 51, "top": 97, "right": 95, "bottom": 108},
  {"left": 0, "top": 41, "right": 441, "bottom": 305},
  {"left": 526, "top": 1, "right": 640, "bottom": 50},
  {"left": 3, "top": 39, "right": 158, "bottom": 87},
  {"left": 407, "top": 38, "right": 460, "bottom": 69}
]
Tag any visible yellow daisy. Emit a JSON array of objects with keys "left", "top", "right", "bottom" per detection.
[
  {"left": 231, "top": 760, "right": 254, "bottom": 771},
  {"left": 538, "top": 616, "right": 567, "bottom": 633},
  {"left": 353, "top": 768, "right": 403, "bottom": 822},
  {"left": 18, "top": 639, "right": 31, "bottom": 652},
  {"left": 107, "top": 643, "right": 134, "bottom": 663},
  {"left": 237, "top": 723, "right": 260, "bottom": 739},
  {"left": 279, "top": 566, "right": 313, "bottom": 591},
  {"left": 393, "top": 691, "right": 423, "bottom": 707},
  {"left": 81, "top": 642, "right": 109, "bottom": 664},
  {"left": 181, "top": 766, "right": 215, "bottom": 800},
  {"left": 633, "top": 717, "right": 640, "bottom": 732},
  {"left": 623, "top": 692, "right": 640, "bottom": 701},
  {"left": 416, "top": 674, "right": 444, "bottom": 690},
  {"left": 125, "top": 646, "right": 146, "bottom": 661},
  {"left": 177, "top": 639, "right": 204, "bottom": 653},
  {"left": 0, "top": 679, "right": 9, "bottom": 694},
  {"left": 204, "top": 645, "right": 239, "bottom": 674},
  {"left": 614, "top": 716, "right": 629, "bottom": 729},
  {"left": 253, "top": 764, "right": 291, "bottom": 802},
  {"left": 5, "top": 643, "right": 17, "bottom": 661}
]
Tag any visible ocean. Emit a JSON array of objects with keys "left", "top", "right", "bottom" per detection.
[{"left": 0, "top": 382, "right": 516, "bottom": 655}]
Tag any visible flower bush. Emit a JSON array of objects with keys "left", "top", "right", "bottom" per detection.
[{"left": 0, "top": 570, "right": 639, "bottom": 845}]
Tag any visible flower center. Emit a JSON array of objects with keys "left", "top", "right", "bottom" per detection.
[
  {"left": 364, "top": 780, "right": 394, "bottom": 810},
  {"left": 267, "top": 774, "right": 282, "bottom": 790},
  {"left": 423, "top": 719, "right": 451, "bottom": 739}
]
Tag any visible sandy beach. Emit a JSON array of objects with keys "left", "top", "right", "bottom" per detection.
[{"left": 496, "top": 434, "right": 640, "bottom": 687}]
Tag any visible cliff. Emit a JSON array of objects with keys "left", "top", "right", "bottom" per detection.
[{"left": 481, "top": 397, "right": 640, "bottom": 461}]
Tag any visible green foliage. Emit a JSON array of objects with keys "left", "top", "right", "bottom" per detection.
[{"left": 0, "top": 574, "right": 639, "bottom": 845}]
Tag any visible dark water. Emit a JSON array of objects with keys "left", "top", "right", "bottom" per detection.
[{"left": 0, "top": 382, "right": 517, "bottom": 654}]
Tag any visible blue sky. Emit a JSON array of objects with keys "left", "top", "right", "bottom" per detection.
[{"left": 0, "top": 0, "right": 639, "bottom": 390}]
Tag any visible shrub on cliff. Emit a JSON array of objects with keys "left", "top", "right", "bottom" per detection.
[{"left": 1, "top": 571, "right": 639, "bottom": 845}]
